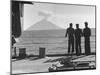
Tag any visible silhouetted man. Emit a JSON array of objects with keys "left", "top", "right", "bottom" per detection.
[
  {"left": 83, "top": 22, "right": 91, "bottom": 55},
  {"left": 75, "top": 24, "right": 82, "bottom": 56},
  {"left": 65, "top": 23, "right": 74, "bottom": 55}
]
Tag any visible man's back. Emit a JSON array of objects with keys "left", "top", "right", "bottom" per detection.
[
  {"left": 66, "top": 27, "right": 74, "bottom": 38},
  {"left": 75, "top": 28, "right": 82, "bottom": 38},
  {"left": 83, "top": 27, "right": 91, "bottom": 37}
]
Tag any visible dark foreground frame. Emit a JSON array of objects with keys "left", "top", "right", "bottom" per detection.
[{"left": 10, "top": 0, "right": 96, "bottom": 75}]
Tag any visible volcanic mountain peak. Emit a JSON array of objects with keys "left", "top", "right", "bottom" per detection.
[{"left": 27, "top": 19, "right": 62, "bottom": 30}]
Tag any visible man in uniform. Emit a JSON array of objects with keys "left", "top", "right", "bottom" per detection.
[
  {"left": 65, "top": 23, "right": 75, "bottom": 55},
  {"left": 75, "top": 24, "right": 83, "bottom": 56},
  {"left": 83, "top": 22, "right": 91, "bottom": 55}
]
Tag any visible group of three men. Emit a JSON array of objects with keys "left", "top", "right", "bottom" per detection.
[{"left": 65, "top": 22, "right": 91, "bottom": 56}]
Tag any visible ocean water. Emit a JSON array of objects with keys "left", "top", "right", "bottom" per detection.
[{"left": 12, "top": 29, "right": 96, "bottom": 56}]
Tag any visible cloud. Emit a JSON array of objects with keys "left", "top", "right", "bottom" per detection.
[{"left": 38, "top": 10, "right": 53, "bottom": 19}]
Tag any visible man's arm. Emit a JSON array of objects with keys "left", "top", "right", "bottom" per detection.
[
  {"left": 83, "top": 29, "right": 85, "bottom": 36},
  {"left": 81, "top": 29, "right": 83, "bottom": 36},
  {"left": 89, "top": 28, "right": 91, "bottom": 36},
  {"left": 65, "top": 29, "right": 68, "bottom": 37}
]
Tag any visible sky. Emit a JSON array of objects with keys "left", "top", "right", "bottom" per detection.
[{"left": 23, "top": 2, "right": 95, "bottom": 31}]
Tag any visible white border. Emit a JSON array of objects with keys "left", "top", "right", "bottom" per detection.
[{"left": 0, "top": 0, "right": 100, "bottom": 75}]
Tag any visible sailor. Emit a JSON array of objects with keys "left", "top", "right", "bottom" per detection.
[
  {"left": 65, "top": 23, "right": 75, "bottom": 55},
  {"left": 75, "top": 24, "right": 82, "bottom": 56},
  {"left": 83, "top": 22, "right": 91, "bottom": 55}
]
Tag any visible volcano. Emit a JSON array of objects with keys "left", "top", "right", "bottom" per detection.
[
  {"left": 27, "top": 19, "right": 62, "bottom": 30},
  {"left": 27, "top": 11, "right": 63, "bottom": 30}
]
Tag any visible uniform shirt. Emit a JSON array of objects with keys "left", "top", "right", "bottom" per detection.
[
  {"left": 75, "top": 28, "right": 82, "bottom": 39},
  {"left": 83, "top": 27, "right": 91, "bottom": 37},
  {"left": 65, "top": 27, "right": 74, "bottom": 38}
]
